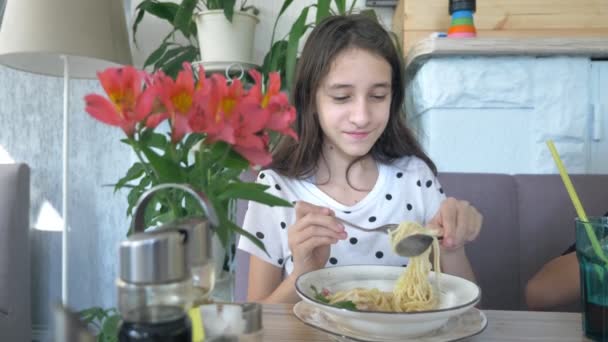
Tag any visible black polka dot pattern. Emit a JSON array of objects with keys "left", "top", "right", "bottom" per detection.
[
  {"left": 280, "top": 222, "right": 287, "bottom": 229},
  {"left": 439, "top": 188, "right": 444, "bottom": 194},
  {"left": 278, "top": 258, "right": 284, "bottom": 265},
  {"left": 349, "top": 237, "right": 358, "bottom": 245},
  {"left": 368, "top": 216, "right": 377, "bottom": 222},
  {"left": 375, "top": 251, "right": 384, "bottom": 259},
  {"left": 259, "top": 173, "right": 265, "bottom": 179},
  {"left": 329, "top": 257, "right": 338, "bottom": 265},
  {"left": 406, "top": 203, "right": 413, "bottom": 211},
  {"left": 274, "top": 184, "right": 281, "bottom": 191},
  {"left": 416, "top": 180, "right": 422, "bottom": 187},
  {"left": 426, "top": 180, "right": 433, "bottom": 188},
  {"left": 344, "top": 211, "right": 351, "bottom": 214},
  {"left": 396, "top": 172, "right": 403, "bottom": 178},
  {"left": 385, "top": 194, "right": 392, "bottom": 200},
  {"left": 256, "top": 232, "right": 265, "bottom": 239}
]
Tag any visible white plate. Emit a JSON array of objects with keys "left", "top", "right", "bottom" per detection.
[
  {"left": 295, "top": 265, "right": 481, "bottom": 338},
  {"left": 293, "top": 301, "right": 487, "bottom": 342}
]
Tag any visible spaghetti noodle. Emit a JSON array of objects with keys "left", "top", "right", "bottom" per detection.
[{"left": 325, "top": 222, "right": 440, "bottom": 312}]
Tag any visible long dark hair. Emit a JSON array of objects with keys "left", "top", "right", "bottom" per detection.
[{"left": 270, "top": 14, "right": 436, "bottom": 179}]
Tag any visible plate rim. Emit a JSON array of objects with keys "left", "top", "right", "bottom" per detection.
[
  {"left": 292, "top": 300, "right": 489, "bottom": 342},
  {"left": 295, "top": 264, "right": 482, "bottom": 315}
]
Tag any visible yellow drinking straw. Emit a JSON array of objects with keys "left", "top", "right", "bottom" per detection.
[
  {"left": 188, "top": 306, "right": 205, "bottom": 342},
  {"left": 546, "top": 140, "right": 608, "bottom": 265}
]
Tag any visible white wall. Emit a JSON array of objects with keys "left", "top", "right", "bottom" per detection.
[{"left": 407, "top": 57, "right": 608, "bottom": 174}]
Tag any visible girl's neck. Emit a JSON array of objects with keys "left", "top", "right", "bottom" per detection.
[{"left": 315, "top": 143, "right": 378, "bottom": 190}]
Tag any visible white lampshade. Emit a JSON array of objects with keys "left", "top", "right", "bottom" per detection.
[{"left": 0, "top": 0, "right": 132, "bottom": 77}]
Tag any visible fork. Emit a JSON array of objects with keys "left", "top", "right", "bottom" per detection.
[{"left": 337, "top": 218, "right": 398, "bottom": 234}]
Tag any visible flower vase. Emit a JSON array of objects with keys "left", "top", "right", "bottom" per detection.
[
  {"left": 210, "top": 233, "right": 236, "bottom": 302},
  {"left": 210, "top": 200, "right": 237, "bottom": 302}
]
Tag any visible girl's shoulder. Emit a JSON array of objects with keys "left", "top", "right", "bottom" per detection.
[{"left": 385, "top": 156, "right": 435, "bottom": 176}]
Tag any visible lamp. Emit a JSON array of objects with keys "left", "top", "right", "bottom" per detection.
[{"left": 0, "top": 0, "right": 132, "bottom": 306}]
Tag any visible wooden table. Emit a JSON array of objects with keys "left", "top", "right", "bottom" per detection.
[{"left": 261, "top": 304, "right": 594, "bottom": 341}]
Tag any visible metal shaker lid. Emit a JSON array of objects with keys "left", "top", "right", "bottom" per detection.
[{"left": 119, "top": 231, "right": 187, "bottom": 284}]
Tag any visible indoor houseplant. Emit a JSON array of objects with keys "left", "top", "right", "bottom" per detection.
[
  {"left": 133, "top": 0, "right": 377, "bottom": 89},
  {"left": 132, "top": 0, "right": 260, "bottom": 77}
]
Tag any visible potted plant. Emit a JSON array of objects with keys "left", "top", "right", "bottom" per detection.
[
  {"left": 195, "top": 1, "right": 260, "bottom": 71},
  {"left": 132, "top": 0, "right": 260, "bottom": 77},
  {"left": 133, "top": 0, "right": 377, "bottom": 86}
]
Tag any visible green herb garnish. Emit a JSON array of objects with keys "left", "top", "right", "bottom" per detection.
[{"left": 310, "top": 285, "right": 357, "bottom": 310}]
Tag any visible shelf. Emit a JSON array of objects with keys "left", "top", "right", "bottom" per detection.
[{"left": 405, "top": 37, "right": 608, "bottom": 81}]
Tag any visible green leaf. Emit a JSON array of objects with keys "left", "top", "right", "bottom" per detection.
[
  {"left": 310, "top": 285, "right": 356, "bottom": 310},
  {"left": 278, "top": 0, "right": 295, "bottom": 17},
  {"left": 143, "top": 1, "right": 180, "bottom": 22},
  {"left": 174, "top": 0, "right": 197, "bottom": 37},
  {"left": 132, "top": 4, "right": 147, "bottom": 46},
  {"left": 286, "top": 6, "right": 310, "bottom": 92},
  {"left": 100, "top": 314, "right": 120, "bottom": 342},
  {"left": 143, "top": 41, "right": 170, "bottom": 69},
  {"left": 262, "top": 40, "right": 288, "bottom": 76},
  {"left": 162, "top": 46, "right": 199, "bottom": 78},
  {"left": 333, "top": 300, "right": 358, "bottom": 310},
  {"left": 334, "top": 0, "right": 346, "bottom": 14},
  {"left": 226, "top": 219, "right": 269, "bottom": 257},
  {"left": 217, "top": 182, "right": 293, "bottom": 207},
  {"left": 223, "top": 0, "right": 236, "bottom": 21},
  {"left": 153, "top": 45, "right": 186, "bottom": 70},
  {"left": 347, "top": 0, "right": 358, "bottom": 14},
  {"left": 140, "top": 130, "right": 169, "bottom": 151},
  {"left": 222, "top": 149, "right": 249, "bottom": 171},
  {"left": 133, "top": 1, "right": 179, "bottom": 46},
  {"left": 114, "top": 163, "right": 145, "bottom": 192},
  {"left": 78, "top": 307, "right": 105, "bottom": 325},
  {"left": 140, "top": 146, "right": 186, "bottom": 183},
  {"left": 310, "top": 285, "right": 330, "bottom": 303},
  {"left": 315, "top": 0, "right": 331, "bottom": 24}
]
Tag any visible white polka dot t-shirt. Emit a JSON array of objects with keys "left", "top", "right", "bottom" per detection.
[{"left": 237, "top": 156, "right": 446, "bottom": 275}]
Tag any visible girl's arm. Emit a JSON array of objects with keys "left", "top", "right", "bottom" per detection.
[
  {"left": 525, "top": 252, "right": 580, "bottom": 310},
  {"left": 439, "top": 246, "right": 476, "bottom": 283},
  {"left": 246, "top": 201, "right": 347, "bottom": 303},
  {"left": 427, "top": 197, "right": 482, "bottom": 284},
  {"left": 246, "top": 255, "right": 301, "bottom": 303}
]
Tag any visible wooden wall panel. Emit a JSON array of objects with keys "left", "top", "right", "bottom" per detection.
[{"left": 393, "top": 0, "right": 608, "bottom": 55}]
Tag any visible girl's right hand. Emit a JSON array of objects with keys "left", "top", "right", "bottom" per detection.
[{"left": 288, "top": 201, "right": 347, "bottom": 277}]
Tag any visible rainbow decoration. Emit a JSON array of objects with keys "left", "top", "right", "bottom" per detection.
[
  {"left": 447, "top": 10, "right": 477, "bottom": 38},
  {"left": 447, "top": 0, "right": 477, "bottom": 38}
]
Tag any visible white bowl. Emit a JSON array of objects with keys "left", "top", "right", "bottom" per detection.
[{"left": 295, "top": 265, "right": 481, "bottom": 339}]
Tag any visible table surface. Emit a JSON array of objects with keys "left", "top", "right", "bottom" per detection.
[{"left": 260, "top": 303, "right": 594, "bottom": 342}]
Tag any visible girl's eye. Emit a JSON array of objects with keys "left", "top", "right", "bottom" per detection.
[
  {"left": 332, "top": 95, "right": 350, "bottom": 102},
  {"left": 371, "top": 94, "right": 388, "bottom": 101}
]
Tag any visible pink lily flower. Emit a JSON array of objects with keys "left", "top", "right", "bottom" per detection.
[{"left": 84, "top": 66, "right": 153, "bottom": 136}]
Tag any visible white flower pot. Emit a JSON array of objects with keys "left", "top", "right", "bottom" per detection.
[{"left": 195, "top": 10, "right": 259, "bottom": 73}]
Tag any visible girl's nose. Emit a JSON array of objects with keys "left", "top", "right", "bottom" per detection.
[{"left": 348, "top": 98, "right": 371, "bottom": 127}]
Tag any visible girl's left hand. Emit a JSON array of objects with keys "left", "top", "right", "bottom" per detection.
[{"left": 427, "top": 197, "right": 482, "bottom": 250}]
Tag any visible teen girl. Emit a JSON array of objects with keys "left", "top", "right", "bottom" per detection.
[{"left": 238, "top": 14, "right": 482, "bottom": 303}]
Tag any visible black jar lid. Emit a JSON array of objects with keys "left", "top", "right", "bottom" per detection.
[{"left": 449, "top": 0, "right": 476, "bottom": 14}]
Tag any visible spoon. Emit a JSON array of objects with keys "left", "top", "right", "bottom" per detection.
[
  {"left": 393, "top": 232, "right": 439, "bottom": 257},
  {"left": 339, "top": 219, "right": 442, "bottom": 257}
]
